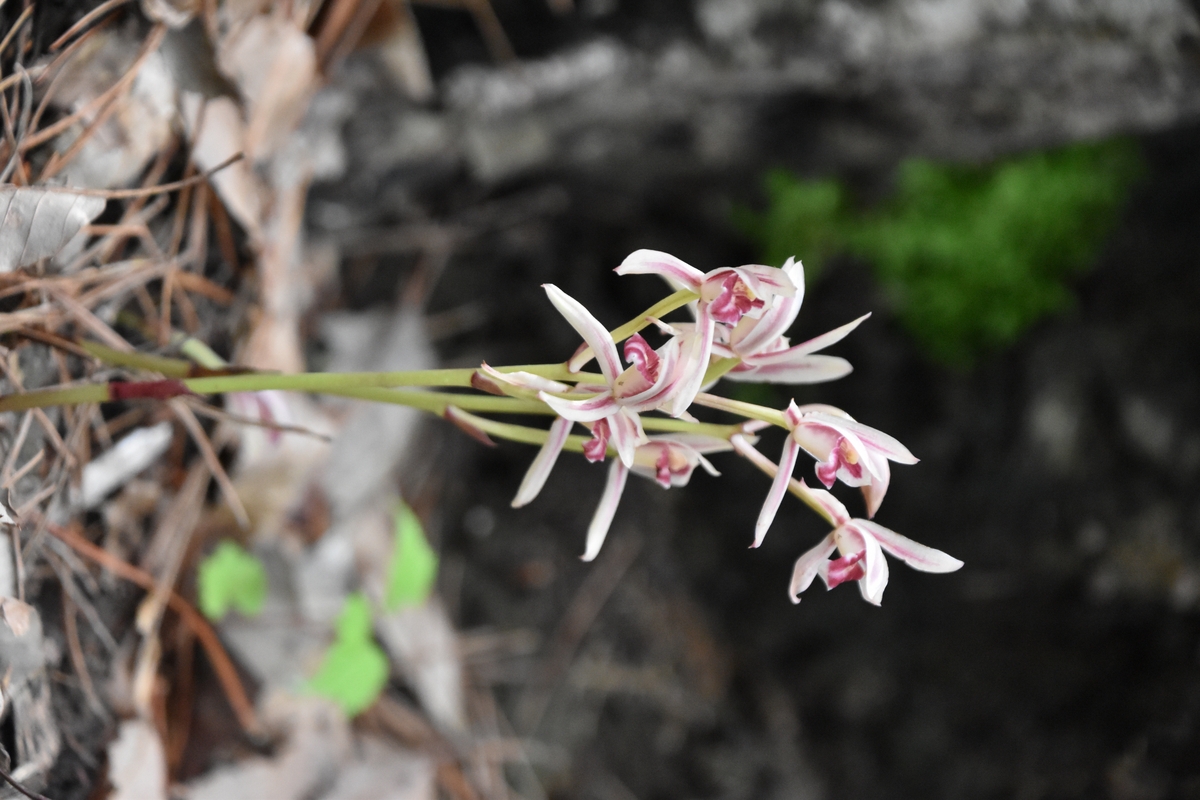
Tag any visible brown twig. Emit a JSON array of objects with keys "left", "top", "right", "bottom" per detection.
[
  {"left": 0, "top": 765, "right": 54, "bottom": 800},
  {"left": 513, "top": 536, "right": 641, "bottom": 734},
  {"left": 56, "top": 153, "right": 245, "bottom": 200},
  {"left": 44, "top": 521, "right": 261, "bottom": 735},
  {"left": 170, "top": 401, "right": 251, "bottom": 530},
  {"left": 18, "top": 25, "right": 167, "bottom": 153},
  {"left": 0, "top": 5, "right": 33, "bottom": 60},
  {"left": 60, "top": 579, "right": 108, "bottom": 717},
  {"left": 48, "top": 0, "right": 135, "bottom": 51}
]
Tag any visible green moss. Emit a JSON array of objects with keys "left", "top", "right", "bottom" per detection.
[{"left": 739, "top": 140, "right": 1141, "bottom": 365}]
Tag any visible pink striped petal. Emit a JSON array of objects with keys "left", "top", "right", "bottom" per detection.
[
  {"left": 582, "top": 461, "right": 629, "bottom": 561},
  {"left": 736, "top": 263, "right": 798, "bottom": 297},
  {"left": 789, "top": 533, "right": 838, "bottom": 603},
  {"left": 753, "top": 436, "right": 800, "bottom": 548},
  {"left": 614, "top": 249, "right": 705, "bottom": 291},
  {"left": 838, "top": 524, "right": 888, "bottom": 605},
  {"left": 822, "top": 415, "right": 917, "bottom": 464},
  {"left": 663, "top": 309, "right": 715, "bottom": 418},
  {"left": 787, "top": 313, "right": 870, "bottom": 357},
  {"left": 512, "top": 417, "right": 573, "bottom": 508},
  {"left": 539, "top": 391, "right": 618, "bottom": 422},
  {"left": 856, "top": 520, "right": 963, "bottom": 573},
  {"left": 725, "top": 354, "right": 853, "bottom": 384},
  {"left": 860, "top": 460, "right": 891, "bottom": 518},
  {"left": 479, "top": 363, "right": 573, "bottom": 394},
  {"left": 620, "top": 335, "right": 681, "bottom": 411},
  {"left": 607, "top": 408, "right": 645, "bottom": 468},
  {"left": 543, "top": 284, "right": 622, "bottom": 384},
  {"left": 728, "top": 258, "right": 805, "bottom": 354}
]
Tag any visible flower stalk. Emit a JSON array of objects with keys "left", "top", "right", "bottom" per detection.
[{"left": 0, "top": 250, "right": 960, "bottom": 605}]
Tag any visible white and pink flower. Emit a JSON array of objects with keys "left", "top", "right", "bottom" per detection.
[
  {"left": 535, "top": 284, "right": 701, "bottom": 467},
  {"left": 754, "top": 401, "right": 917, "bottom": 546},
  {"left": 789, "top": 500, "right": 962, "bottom": 606}
]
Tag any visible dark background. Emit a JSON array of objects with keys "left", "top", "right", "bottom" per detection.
[{"left": 309, "top": 1, "right": 1200, "bottom": 797}]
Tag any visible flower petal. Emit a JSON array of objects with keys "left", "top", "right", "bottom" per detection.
[
  {"left": 754, "top": 436, "right": 800, "bottom": 548},
  {"left": 789, "top": 533, "right": 838, "bottom": 603},
  {"left": 663, "top": 309, "right": 715, "bottom": 418},
  {"left": 787, "top": 313, "right": 870, "bottom": 358},
  {"left": 856, "top": 520, "right": 963, "bottom": 573},
  {"left": 827, "top": 416, "right": 918, "bottom": 464},
  {"left": 478, "top": 364, "right": 573, "bottom": 394},
  {"left": 582, "top": 460, "right": 629, "bottom": 561},
  {"left": 844, "top": 524, "right": 888, "bottom": 605},
  {"left": 538, "top": 391, "right": 617, "bottom": 422},
  {"left": 729, "top": 258, "right": 805, "bottom": 354},
  {"left": 717, "top": 264, "right": 798, "bottom": 299},
  {"left": 608, "top": 408, "right": 645, "bottom": 468},
  {"left": 860, "top": 460, "right": 891, "bottom": 518},
  {"left": 726, "top": 354, "right": 854, "bottom": 384},
  {"left": 543, "top": 284, "right": 622, "bottom": 384},
  {"left": 512, "top": 417, "right": 573, "bottom": 508},
  {"left": 614, "top": 249, "right": 705, "bottom": 291}
]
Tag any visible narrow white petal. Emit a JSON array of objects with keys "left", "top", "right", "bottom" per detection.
[
  {"left": 543, "top": 284, "right": 622, "bottom": 384},
  {"left": 789, "top": 534, "right": 838, "bottom": 603},
  {"left": 726, "top": 355, "right": 853, "bottom": 384},
  {"left": 788, "top": 421, "right": 841, "bottom": 463},
  {"left": 614, "top": 249, "right": 705, "bottom": 291},
  {"left": 608, "top": 408, "right": 645, "bottom": 468},
  {"left": 695, "top": 453, "right": 720, "bottom": 477},
  {"left": 664, "top": 310, "right": 715, "bottom": 417},
  {"left": 539, "top": 391, "right": 618, "bottom": 422},
  {"left": 787, "top": 313, "right": 870, "bottom": 357},
  {"left": 583, "top": 461, "right": 629, "bottom": 561},
  {"left": 857, "top": 520, "right": 963, "bottom": 573},
  {"left": 512, "top": 417, "right": 573, "bottom": 508},
  {"left": 732, "top": 264, "right": 798, "bottom": 298},
  {"left": 861, "top": 459, "right": 890, "bottom": 518},
  {"left": 828, "top": 416, "right": 918, "bottom": 464},
  {"left": 753, "top": 437, "right": 800, "bottom": 548},
  {"left": 481, "top": 364, "right": 573, "bottom": 394},
  {"left": 854, "top": 526, "right": 889, "bottom": 605}
]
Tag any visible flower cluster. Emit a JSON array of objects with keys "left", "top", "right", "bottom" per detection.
[
  {"left": 488, "top": 249, "right": 962, "bottom": 605},
  {"left": 3, "top": 249, "right": 964, "bottom": 610}
]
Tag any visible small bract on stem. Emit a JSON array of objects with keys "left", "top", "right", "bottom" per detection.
[{"left": 0, "top": 250, "right": 962, "bottom": 605}]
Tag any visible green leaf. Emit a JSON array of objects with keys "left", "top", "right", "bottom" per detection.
[
  {"left": 307, "top": 593, "right": 389, "bottom": 717},
  {"left": 196, "top": 540, "right": 267, "bottom": 621},
  {"left": 384, "top": 501, "right": 438, "bottom": 611},
  {"left": 741, "top": 139, "right": 1141, "bottom": 365}
]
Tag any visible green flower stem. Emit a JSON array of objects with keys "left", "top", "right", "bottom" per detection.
[
  {"left": 445, "top": 407, "right": 594, "bottom": 453},
  {"left": 81, "top": 341, "right": 608, "bottom": 393},
  {"left": 730, "top": 434, "right": 837, "bottom": 527},
  {"left": 81, "top": 342, "right": 192, "bottom": 378},
  {"left": 702, "top": 356, "right": 742, "bottom": 385},
  {"left": 569, "top": 289, "right": 698, "bottom": 368},
  {"left": 0, "top": 384, "right": 110, "bottom": 412},
  {"left": 321, "top": 388, "right": 552, "bottom": 416},
  {"left": 639, "top": 417, "right": 742, "bottom": 438},
  {"left": 692, "top": 392, "right": 787, "bottom": 428}
]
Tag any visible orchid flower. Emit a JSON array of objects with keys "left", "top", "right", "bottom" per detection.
[
  {"left": 754, "top": 400, "right": 917, "bottom": 546},
  {"left": 717, "top": 258, "right": 870, "bottom": 384},
  {"left": 788, "top": 486, "right": 962, "bottom": 605},
  {"left": 591, "top": 250, "right": 799, "bottom": 410},
  {"left": 582, "top": 433, "right": 730, "bottom": 561},
  {"left": 530, "top": 284, "right": 700, "bottom": 467}
]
